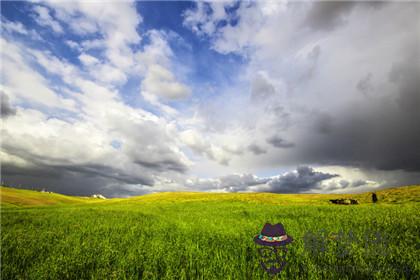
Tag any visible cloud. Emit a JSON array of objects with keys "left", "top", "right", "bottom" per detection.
[
  {"left": 1, "top": 96, "right": 190, "bottom": 195},
  {"left": 320, "top": 178, "right": 378, "bottom": 193},
  {"left": 267, "top": 166, "right": 339, "bottom": 193},
  {"left": 302, "top": 2, "right": 357, "bottom": 31},
  {"left": 1, "top": 19, "right": 42, "bottom": 40},
  {"left": 186, "top": 166, "right": 341, "bottom": 194},
  {"left": 2, "top": 19, "right": 29, "bottom": 35},
  {"left": 250, "top": 71, "right": 277, "bottom": 102},
  {"left": 1, "top": 92, "right": 16, "bottom": 118},
  {"left": 183, "top": 2, "right": 420, "bottom": 176},
  {"left": 45, "top": 1, "right": 142, "bottom": 70},
  {"left": 313, "top": 112, "right": 334, "bottom": 135},
  {"left": 1, "top": 161, "right": 152, "bottom": 197},
  {"left": 296, "top": 51, "right": 420, "bottom": 172},
  {"left": 298, "top": 44, "right": 321, "bottom": 82},
  {"left": 78, "top": 53, "right": 99, "bottom": 66},
  {"left": 2, "top": 2, "right": 419, "bottom": 197},
  {"left": 134, "top": 158, "right": 187, "bottom": 173},
  {"left": 302, "top": 2, "right": 387, "bottom": 32},
  {"left": 1, "top": 161, "right": 153, "bottom": 186},
  {"left": 266, "top": 135, "right": 295, "bottom": 149},
  {"left": 248, "top": 144, "right": 266, "bottom": 155},
  {"left": 1, "top": 38, "right": 76, "bottom": 111},
  {"left": 93, "top": 64, "right": 128, "bottom": 85},
  {"left": 32, "top": 5, "right": 64, "bottom": 34},
  {"left": 182, "top": 2, "right": 231, "bottom": 37},
  {"left": 356, "top": 73, "right": 373, "bottom": 96},
  {"left": 218, "top": 173, "right": 269, "bottom": 192},
  {"left": 339, "top": 180, "right": 350, "bottom": 188},
  {"left": 0, "top": 16, "right": 191, "bottom": 197},
  {"left": 142, "top": 64, "right": 191, "bottom": 100},
  {"left": 79, "top": 54, "right": 127, "bottom": 86},
  {"left": 81, "top": 39, "right": 104, "bottom": 50},
  {"left": 186, "top": 173, "right": 269, "bottom": 193},
  {"left": 134, "top": 30, "right": 192, "bottom": 118},
  {"left": 180, "top": 129, "right": 230, "bottom": 165},
  {"left": 351, "top": 179, "right": 369, "bottom": 187}
]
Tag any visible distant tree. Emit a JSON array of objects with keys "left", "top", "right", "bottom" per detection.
[{"left": 372, "top": 192, "right": 378, "bottom": 203}]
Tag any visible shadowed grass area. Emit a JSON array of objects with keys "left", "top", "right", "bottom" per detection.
[{"left": 1, "top": 185, "right": 419, "bottom": 279}]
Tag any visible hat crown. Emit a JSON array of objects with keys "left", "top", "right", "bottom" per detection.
[{"left": 260, "top": 223, "right": 287, "bottom": 237}]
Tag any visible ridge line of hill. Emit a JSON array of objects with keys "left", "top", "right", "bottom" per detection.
[{"left": 1, "top": 185, "right": 419, "bottom": 207}]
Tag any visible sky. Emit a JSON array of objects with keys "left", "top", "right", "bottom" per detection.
[{"left": 1, "top": 1, "right": 419, "bottom": 197}]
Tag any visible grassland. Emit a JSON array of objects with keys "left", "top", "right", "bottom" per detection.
[{"left": 1, "top": 185, "right": 419, "bottom": 279}]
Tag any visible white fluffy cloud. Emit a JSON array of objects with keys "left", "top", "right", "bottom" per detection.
[
  {"left": 142, "top": 64, "right": 191, "bottom": 100},
  {"left": 78, "top": 53, "right": 99, "bottom": 66},
  {"left": 45, "top": 1, "right": 141, "bottom": 66},
  {"left": 1, "top": 19, "right": 42, "bottom": 40},
  {"left": 180, "top": 129, "right": 231, "bottom": 165},
  {"left": 0, "top": 38, "right": 76, "bottom": 111},
  {"left": 32, "top": 5, "right": 64, "bottom": 33}
]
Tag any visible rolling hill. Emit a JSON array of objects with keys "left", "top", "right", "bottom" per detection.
[{"left": 1, "top": 184, "right": 419, "bottom": 208}]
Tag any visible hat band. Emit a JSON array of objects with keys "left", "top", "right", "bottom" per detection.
[{"left": 258, "top": 234, "right": 288, "bottom": 242}]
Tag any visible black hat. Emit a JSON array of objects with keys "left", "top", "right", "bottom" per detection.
[{"left": 254, "top": 223, "right": 293, "bottom": 246}]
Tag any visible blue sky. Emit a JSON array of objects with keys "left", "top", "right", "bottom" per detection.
[{"left": 1, "top": 1, "right": 419, "bottom": 197}]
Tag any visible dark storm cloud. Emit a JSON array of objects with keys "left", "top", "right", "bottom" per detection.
[
  {"left": 1, "top": 163, "right": 62, "bottom": 179},
  {"left": 248, "top": 143, "right": 267, "bottom": 155},
  {"left": 219, "top": 174, "right": 270, "bottom": 192},
  {"left": 1, "top": 139, "right": 156, "bottom": 196},
  {"left": 303, "top": 2, "right": 386, "bottom": 32},
  {"left": 266, "top": 166, "right": 339, "bottom": 193},
  {"left": 61, "top": 164, "right": 154, "bottom": 185},
  {"left": 99, "top": 184, "right": 153, "bottom": 198},
  {"left": 339, "top": 180, "right": 350, "bottom": 188},
  {"left": 322, "top": 178, "right": 370, "bottom": 192},
  {"left": 1, "top": 92, "right": 16, "bottom": 118},
  {"left": 389, "top": 58, "right": 420, "bottom": 114},
  {"left": 187, "top": 173, "right": 270, "bottom": 193},
  {"left": 1, "top": 101, "right": 190, "bottom": 196},
  {"left": 1, "top": 169, "right": 148, "bottom": 198},
  {"left": 266, "top": 135, "right": 295, "bottom": 149},
  {"left": 2, "top": 161, "right": 154, "bottom": 186},
  {"left": 314, "top": 112, "right": 334, "bottom": 135},
  {"left": 0, "top": 140, "right": 155, "bottom": 186},
  {"left": 298, "top": 52, "right": 420, "bottom": 172},
  {"left": 190, "top": 166, "right": 348, "bottom": 194},
  {"left": 357, "top": 73, "right": 373, "bottom": 96},
  {"left": 1, "top": 162, "right": 154, "bottom": 197},
  {"left": 351, "top": 179, "right": 368, "bottom": 187},
  {"left": 303, "top": 1, "right": 357, "bottom": 31},
  {"left": 134, "top": 158, "right": 188, "bottom": 173}
]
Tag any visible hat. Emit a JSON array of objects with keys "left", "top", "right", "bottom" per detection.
[{"left": 254, "top": 223, "right": 293, "bottom": 246}]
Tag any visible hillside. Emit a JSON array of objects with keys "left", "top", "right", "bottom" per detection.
[
  {"left": 124, "top": 185, "right": 420, "bottom": 205},
  {"left": 0, "top": 186, "right": 96, "bottom": 207},
  {"left": 1, "top": 185, "right": 419, "bottom": 208}
]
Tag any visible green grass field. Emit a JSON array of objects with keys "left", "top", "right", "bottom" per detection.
[{"left": 1, "top": 185, "right": 419, "bottom": 279}]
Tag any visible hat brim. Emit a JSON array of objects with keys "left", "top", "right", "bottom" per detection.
[{"left": 254, "top": 235, "right": 293, "bottom": 246}]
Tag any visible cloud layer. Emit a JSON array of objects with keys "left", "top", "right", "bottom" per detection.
[{"left": 1, "top": 1, "right": 419, "bottom": 196}]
